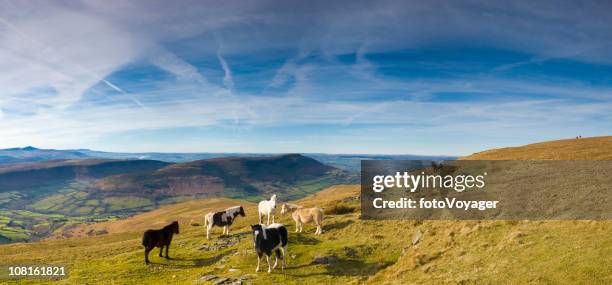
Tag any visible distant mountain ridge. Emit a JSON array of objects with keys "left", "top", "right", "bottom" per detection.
[
  {"left": 0, "top": 146, "right": 90, "bottom": 164},
  {"left": 0, "top": 146, "right": 456, "bottom": 171}
]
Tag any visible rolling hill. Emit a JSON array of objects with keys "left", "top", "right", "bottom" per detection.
[
  {"left": 0, "top": 154, "right": 354, "bottom": 243},
  {"left": 0, "top": 137, "right": 609, "bottom": 284},
  {"left": 463, "top": 136, "right": 612, "bottom": 160},
  {"left": 94, "top": 154, "right": 340, "bottom": 199}
]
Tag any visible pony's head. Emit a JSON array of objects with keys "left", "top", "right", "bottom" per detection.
[
  {"left": 280, "top": 203, "right": 288, "bottom": 215},
  {"left": 270, "top": 194, "right": 277, "bottom": 201},
  {"left": 170, "top": 221, "right": 179, "bottom": 234},
  {"left": 251, "top": 224, "right": 266, "bottom": 240},
  {"left": 238, "top": 206, "right": 246, "bottom": 217}
]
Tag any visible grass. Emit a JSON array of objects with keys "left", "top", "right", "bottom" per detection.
[
  {"left": 102, "top": 197, "right": 153, "bottom": 212},
  {"left": 0, "top": 185, "right": 609, "bottom": 284},
  {"left": 0, "top": 137, "right": 611, "bottom": 283},
  {"left": 463, "top": 136, "right": 612, "bottom": 160},
  {"left": 324, "top": 201, "right": 357, "bottom": 215},
  {"left": 0, "top": 168, "right": 354, "bottom": 243}
]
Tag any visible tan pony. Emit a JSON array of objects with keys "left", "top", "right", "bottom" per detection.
[{"left": 280, "top": 203, "right": 324, "bottom": 235}]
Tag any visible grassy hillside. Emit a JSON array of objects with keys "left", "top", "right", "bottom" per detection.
[
  {"left": 0, "top": 160, "right": 171, "bottom": 243},
  {"left": 95, "top": 154, "right": 349, "bottom": 202},
  {"left": 463, "top": 136, "right": 612, "bottom": 160},
  {"left": 0, "top": 154, "right": 355, "bottom": 243},
  {"left": 1, "top": 184, "right": 609, "bottom": 284},
  {"left": 0, "top": 137, "right": 610, "bottom": 284}
]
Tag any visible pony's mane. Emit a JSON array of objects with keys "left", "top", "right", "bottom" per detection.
[
  {"left": 284, "top": 203, "right": 303, "bottom": 210},
  {"left": 163, "top": 221, "right": 178, "bottom": 230},
  {"left": 225, "top": 206, "right": 242, "bottom": 215}
]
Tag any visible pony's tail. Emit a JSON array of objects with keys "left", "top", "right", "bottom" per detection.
[
  {"left": 204, "top": 213, "right": 211, "bottom": 227},
  {"left": 279, "top": 226, "right": 288, "bottom": 247}
]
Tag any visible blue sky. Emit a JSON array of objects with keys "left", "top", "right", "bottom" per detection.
[{"left": 0, "top": 1, "right": 611, "bottom": 155}]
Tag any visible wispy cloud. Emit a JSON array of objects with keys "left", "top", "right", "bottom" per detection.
[{"left": 0, "top": 1, "right": 611, "bottom": 154}]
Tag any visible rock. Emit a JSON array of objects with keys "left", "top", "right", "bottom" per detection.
[
  {"left": 200, "top": 236, "right": 242, "bottom": 251},
  {"left": 507, "top": 231, "right": 525, "bottom": 242},
  {"left": 291, "top": 254, "right": 297, "bottom": 259},
  {"left": 216, "top": 264, "right": 226, "bottom": 270},
  {"left": 228, "top": 268, "right": 239, "bottom": 272},
  {"left": 95, "top": 229, "right": 108, "bottom": 235},
  {"left": 213, "top": 277, "right": 229, "bottom": 285},
  {"left": 343, "top": 247, "right": 357, "bottom": 258},
  {"left": 313, "top": 255, "right": 339, "bottom": 264},
  {"left": 412, "top": 230, "right": 423, "bottom": 245},
  {"left": 199, "top": 275, "right": 217, "bottom": 281}
]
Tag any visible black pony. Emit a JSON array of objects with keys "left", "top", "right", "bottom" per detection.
[
  {"left": 142, "top": 221, "right": 179, "bottom": 264},
  {"left": 251, "top": 224, "right": 288, "bottom": 273}
]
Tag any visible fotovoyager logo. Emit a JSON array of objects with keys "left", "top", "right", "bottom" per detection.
[{"left": 361, "top": 160, "right": 612, "bottom": 220}]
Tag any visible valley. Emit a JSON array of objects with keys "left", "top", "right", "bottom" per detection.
[{"left": 0, "top": 154, "right": 356, "bottom": 242}]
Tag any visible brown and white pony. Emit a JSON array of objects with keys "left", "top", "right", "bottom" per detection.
[
  {"left": 280, "top": 203, "right": 324, "bottom": 235},
  {"left": 204, "top": 206, "right": 246, "bottom": 239}
]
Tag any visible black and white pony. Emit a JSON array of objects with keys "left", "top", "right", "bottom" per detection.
[
  {"left": 250, "top": 223, "right": 288, "bottom": 273},
  {"left": 204, "top": 206, "right": 246, "bottom": 239}
]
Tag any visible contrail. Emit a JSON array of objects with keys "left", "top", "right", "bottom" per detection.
[
  {"left": 102, "top": 80, "right": 144, "bottom": 107},
  {"left": 0, "top": 15, "right": 143, "bottom": 108},
  {"left": 216, "top": 39, "right": 242, "bottom": 128}
]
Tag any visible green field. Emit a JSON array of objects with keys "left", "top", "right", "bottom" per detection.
[
  {"left": 0, "top": 185, "right": 609, "bottom": 284},
  {"left": 0, "top": 170, "right": 355, "bottom": 243}
]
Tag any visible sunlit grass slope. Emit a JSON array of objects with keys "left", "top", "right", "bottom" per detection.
[
  {"left": 463, "top": 136, "right": 612, "bottom": 160},
  {"left": 1, "top": 137, "right": 611, "bottom": 284}
]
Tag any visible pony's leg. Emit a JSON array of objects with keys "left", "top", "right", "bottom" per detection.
[
  {"left": 294, "top": 220, "right": 299, "bottom": 233},
  {"left": 144, "top": 247, "right": 151, "bottom": 264},
  {"left": 255, "top": 253, "right": 261, "bottom": 272},
  {"left": 206, "top": 224, "right": 211, "bottom": 240},
  {"left": 226, "top": 225, "right": 230, "bottom": 235},
  {"left": 159, "top": 246, "right": 163, "bottom": 257},
  {"left": 272, "top": 214, "right": 275, "bottom": 223},
  {"left": 266, "top": 255, "right": 272, "bottom": 273},
  {"left": 267, "top": 214, "right": 270, "bottom": 225},
  {"left": 273, "top": 249, "right": 280, "bottom": 269},
  {"left": 258, "top": 212, "right": 263, "bottom": 224},
  {"left": 165, "top": 244, "right": 170, "bottom": 259},
  {"left": 281, "top": 246, "right": 287, "bottom": 269}
]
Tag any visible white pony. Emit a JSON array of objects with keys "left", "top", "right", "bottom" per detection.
[{"left": 258, "top": 194, "right": 278, "bottom": 225}]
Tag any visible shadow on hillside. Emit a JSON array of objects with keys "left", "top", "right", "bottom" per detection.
[
  {"left": 281, "top": 259, "right": 390, "bottom": 277},
  {"left": 324, "top": 220, "right": 353, "bottom": 231},
  {"left": 292, "top": 234, "right": 321, "bottom": 245},
  {"left": 147, "top": 250, "right": 236, "bottom": 269}
]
